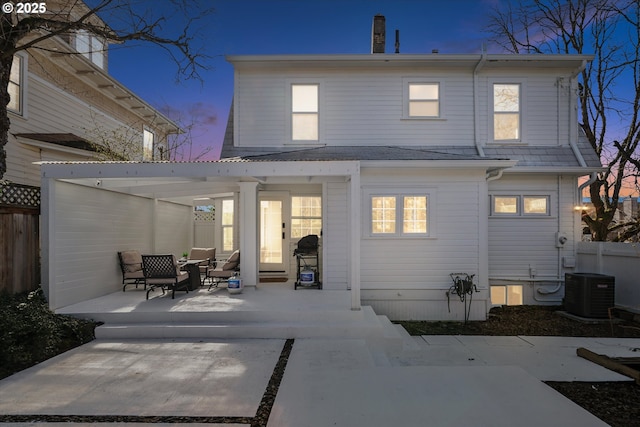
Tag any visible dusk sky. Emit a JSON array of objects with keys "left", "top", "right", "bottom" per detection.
[{"left": 106, "top": 0, "right": 499, "bottom": 160}]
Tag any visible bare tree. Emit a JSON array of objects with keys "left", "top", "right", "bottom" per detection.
[
  {"left": 0, "top": 0, "right": 212, "bottom": 178},
  {"left": 488, "top": 0, "right": 640, "bottom": 241}
]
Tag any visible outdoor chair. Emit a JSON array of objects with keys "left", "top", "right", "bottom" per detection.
[
  {"left": 142, "top": 254, "right": 190, "bottom": 300},
  {"left": 118, "top": 250, "right": 146, "bottom": 292},
  {"left": 188, "top": 247, "right": 216, "bottom": 284},
  {"left": 206, "top": 250, "right": 240, "bottom": 290}
]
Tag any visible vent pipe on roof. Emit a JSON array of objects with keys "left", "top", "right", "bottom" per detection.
[
  {"left": 395, "top": 29, "right": 400, "bottom": 53},
  {"left": 372, "top": 14, "right": 385, "bottom": 54}
]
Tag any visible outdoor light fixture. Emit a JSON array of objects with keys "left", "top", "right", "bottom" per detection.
[{"left": 574, "top": 205, "right": 589, "bottom": 211}]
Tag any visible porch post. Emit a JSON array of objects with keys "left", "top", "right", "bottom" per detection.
[
  {"left": 239, "top": 182, "right": 259, "bottom": 288},
  {"left": 349, "top": 167, "right": 361, "bottom": 310}
]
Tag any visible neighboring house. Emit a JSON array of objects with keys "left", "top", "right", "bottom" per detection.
[
  {"left": 39, "top": 29, "right": 602, "bottom": 321},
  {"left": 4, "top": 1, "right": 179, "bottom": 188},
  {"left": 1, "top": 0, "right": 179, "bottom": 293}
]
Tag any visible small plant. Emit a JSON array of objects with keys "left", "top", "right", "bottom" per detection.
[
  {"left": 182, "top": 252, "right": 189, "bottom": 258},
  {"left": 0, "top": 288, "right": 96, "bottom": 380}
]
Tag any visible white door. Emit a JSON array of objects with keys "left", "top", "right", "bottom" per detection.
[{"left": 259, "top": 193, "right": 289, "bottom": 273}]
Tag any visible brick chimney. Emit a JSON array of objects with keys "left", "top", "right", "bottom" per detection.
[{"left": 372, "top": 14, "right": 385, "bottom": 54}]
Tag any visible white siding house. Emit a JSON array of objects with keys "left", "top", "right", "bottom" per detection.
[
  {"left": 40, "top": 52, "right": 602, "bottom": 321},
  {"left": 5, "top": 2, "right": 179, "bottom": 188}
]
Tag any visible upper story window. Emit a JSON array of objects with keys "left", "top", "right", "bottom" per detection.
[
  {"left": 143, "top": 128, "right": 155, "bottom": 161},
  {"left": 8, "top": 54, "right": 24, "bottom": 115},
  {"left": 493, "top": 83, "right": 521, "bottom": 141},
  {"left": 291, "top": 84, "right": 318, "bottom": 141},
  {"left": 75, "top": 30, "right": 106, "bottom": 69},
  {"left": 409, "top": 83, "right": 439, "bottom": 117}
]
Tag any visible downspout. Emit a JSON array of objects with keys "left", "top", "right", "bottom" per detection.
[
  {"left": 473, "top": 52, "right": 487, "bottom": 157},
  {"left": 568, "top": 61, "right": 589, "bottom": 169}
]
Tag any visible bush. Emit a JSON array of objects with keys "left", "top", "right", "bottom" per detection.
[{"left": 0, "top": 288, "right": 96, "bottom": 380}]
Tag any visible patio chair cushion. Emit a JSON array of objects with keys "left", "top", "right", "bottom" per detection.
[
  {"left": 189, "top": 248, "right": 216, "bottom": 265},
  {"left": 120, "top": 250, "right": 143, "bottom": 273},
  {"left": 222, "top": 250, "right": 240, "bottom": 270}
]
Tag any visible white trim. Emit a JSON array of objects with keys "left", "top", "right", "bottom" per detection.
[
  {"left": 8, "top": 52, "right": 28, "bottom": 118},
  {"left": 402, "top": 77, "right": 445, "bottom": 120},
  {"left": 286, "top": 79, "right": 325, "bottom": 145},
  {"left": 488, "top": 79, "right": 527, "bottom": 144},
  {"left": 363, "top": 186, "right": 437, "bottom": 239}
]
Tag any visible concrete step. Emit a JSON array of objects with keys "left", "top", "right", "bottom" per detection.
[{"left": 95, "top": 305, "right": 389, "bottom": 340}]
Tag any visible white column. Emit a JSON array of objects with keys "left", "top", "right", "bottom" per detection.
[
  {"left": 239, "top": 182, "right": 259, "bottom": 288},
  {"left": 349, "top": 169, "right": 361, "bottom": 310}
]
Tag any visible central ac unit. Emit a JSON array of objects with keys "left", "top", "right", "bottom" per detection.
[{"left": 563, "top": 273, "right": 615, "bottom": 318}]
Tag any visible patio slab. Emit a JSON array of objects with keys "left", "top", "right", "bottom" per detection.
[{"left": 0, "top": 339, "right": 284, "bottom": 418}]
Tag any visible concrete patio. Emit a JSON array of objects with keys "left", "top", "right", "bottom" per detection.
[
  {"left": 2, "top": 282, "right": 639, "bottom": 426},
  {"left": 55, "top": 282, "right": 404, "bottom": 347}
]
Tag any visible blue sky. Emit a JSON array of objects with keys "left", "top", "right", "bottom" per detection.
[{"left": 107, "top": 0, "right": 500, "bottom": 160}]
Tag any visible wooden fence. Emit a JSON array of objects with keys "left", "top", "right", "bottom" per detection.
[{"left": 0, "top": 182, "right": 40, "bottom": 294}]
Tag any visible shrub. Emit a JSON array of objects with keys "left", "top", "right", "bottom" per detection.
[{"left": 0, "top": 288, "right": 96, "bottom": 380}]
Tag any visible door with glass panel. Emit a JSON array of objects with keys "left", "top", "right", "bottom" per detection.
[{"left": 259, "top": 193, "right": 289, "bottom": 273}]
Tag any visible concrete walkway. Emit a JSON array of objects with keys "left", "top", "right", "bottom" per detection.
[{"left": 1, "top": 335, "right": 638, "bottom": 426}]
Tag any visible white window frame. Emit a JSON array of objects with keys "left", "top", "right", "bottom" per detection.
[
  {"left": 221, "top": 198, "right": 235, "bottom": 252},
  {"left": 402, "top": 78, "right": 444, "bottom": 120},
  {"left": 143, "top": 128, "right": 155, "bottom": 161},
  {"left": 75, "top": 30, "right": 106, "bottom": 70},
  {"left": 286, "top": 80, "right": 324, "bottom": 144},
  {"left": 365, "top": 188, "right": 436, "bottom": 238},
  {"left": 290, "top": 82, "right": 319, "bottom": 142},
  {"left": 8, "top": 53, "right": 27, "bottom": 117},
  {"left": 489, "top": 194, "right": 551, "bottom": 217},
  {"left": 291, "top": 195, "right": 322, "bottom": 239},
  {"left": 490, "top": 80, "right": 525, "bottom": 143}
]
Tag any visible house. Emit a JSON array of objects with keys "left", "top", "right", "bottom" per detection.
[
  {"left": 4, "top": 0, "right": 179, "bottom": 187},
  {"left": 1, "top": 0, "right": 179, "bottom": 292},
  {"left": 39, "top": 29, "right": 602, "bottom": 321}
]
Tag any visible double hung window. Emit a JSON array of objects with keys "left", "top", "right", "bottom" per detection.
[
  {"left": 493, "top": 83, "right": 521, "bottom": 141},
  {"left": 291, "top": 196, "right": 322, "bottom": 238},
  {"left": 291, "top": 84, "right": 319, "bottom": 141},
  {"left": 408, "top": 83, "right": 440, "bottom": 118},
  {"left": 8, "top": 55, "right": 23, "bottom": 115}
]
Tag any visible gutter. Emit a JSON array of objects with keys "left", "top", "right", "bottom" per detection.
[
  {"left": 473, "top": 52, "right": 487, "bottom": 157},
  {"left": 568, "top": 60, "right": 589, "bottom": 168}
]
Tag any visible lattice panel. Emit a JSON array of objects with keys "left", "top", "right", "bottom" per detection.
[
  {"left": 0, "top": 182, "right": 40, "bottom": 208},
  {"left": 194, "top": 211, "right": 215, "bottom": 221}
]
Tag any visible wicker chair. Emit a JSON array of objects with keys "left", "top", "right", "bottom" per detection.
[
  {"left": 118, "top": 250, "right": 146, "bottom": 292},
  {"left": 142, "top": 254, "right": 190, "bottom": 300}
]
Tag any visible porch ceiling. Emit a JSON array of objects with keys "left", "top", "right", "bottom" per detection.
[{"left": 41, "top": 160, "right": 359, "bottom": 205}]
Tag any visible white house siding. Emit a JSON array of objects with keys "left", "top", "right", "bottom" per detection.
[
  {"left": 48, "top": 181, "right": 153, "bottom": 309},
  {"left": 154, "top": 200, "right": 192, "bottom": 256},
  {"left": 359, "top": 166, "right": 489, "bottom": 321},
  {"left": 475, "top": 72, "right": 571, "bottom": 147},
  {"left": 488, "top": 174, "right": 579, "bottom": 305},
  {"left": 235, "top": 68, "right": 475, "bottom": 147},
  {"left": 234, "top": 67, "right": 574, "bottom": 150},
  {"left": 6, "top": 69, "right": 153, "bottom": 186},
  {"left": 323, "top": 180, "right": 349, "bottom": 290}
]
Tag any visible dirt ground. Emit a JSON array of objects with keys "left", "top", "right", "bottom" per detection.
[{"left": 398, "top": 305, "right": 640, "bottom": 427}]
